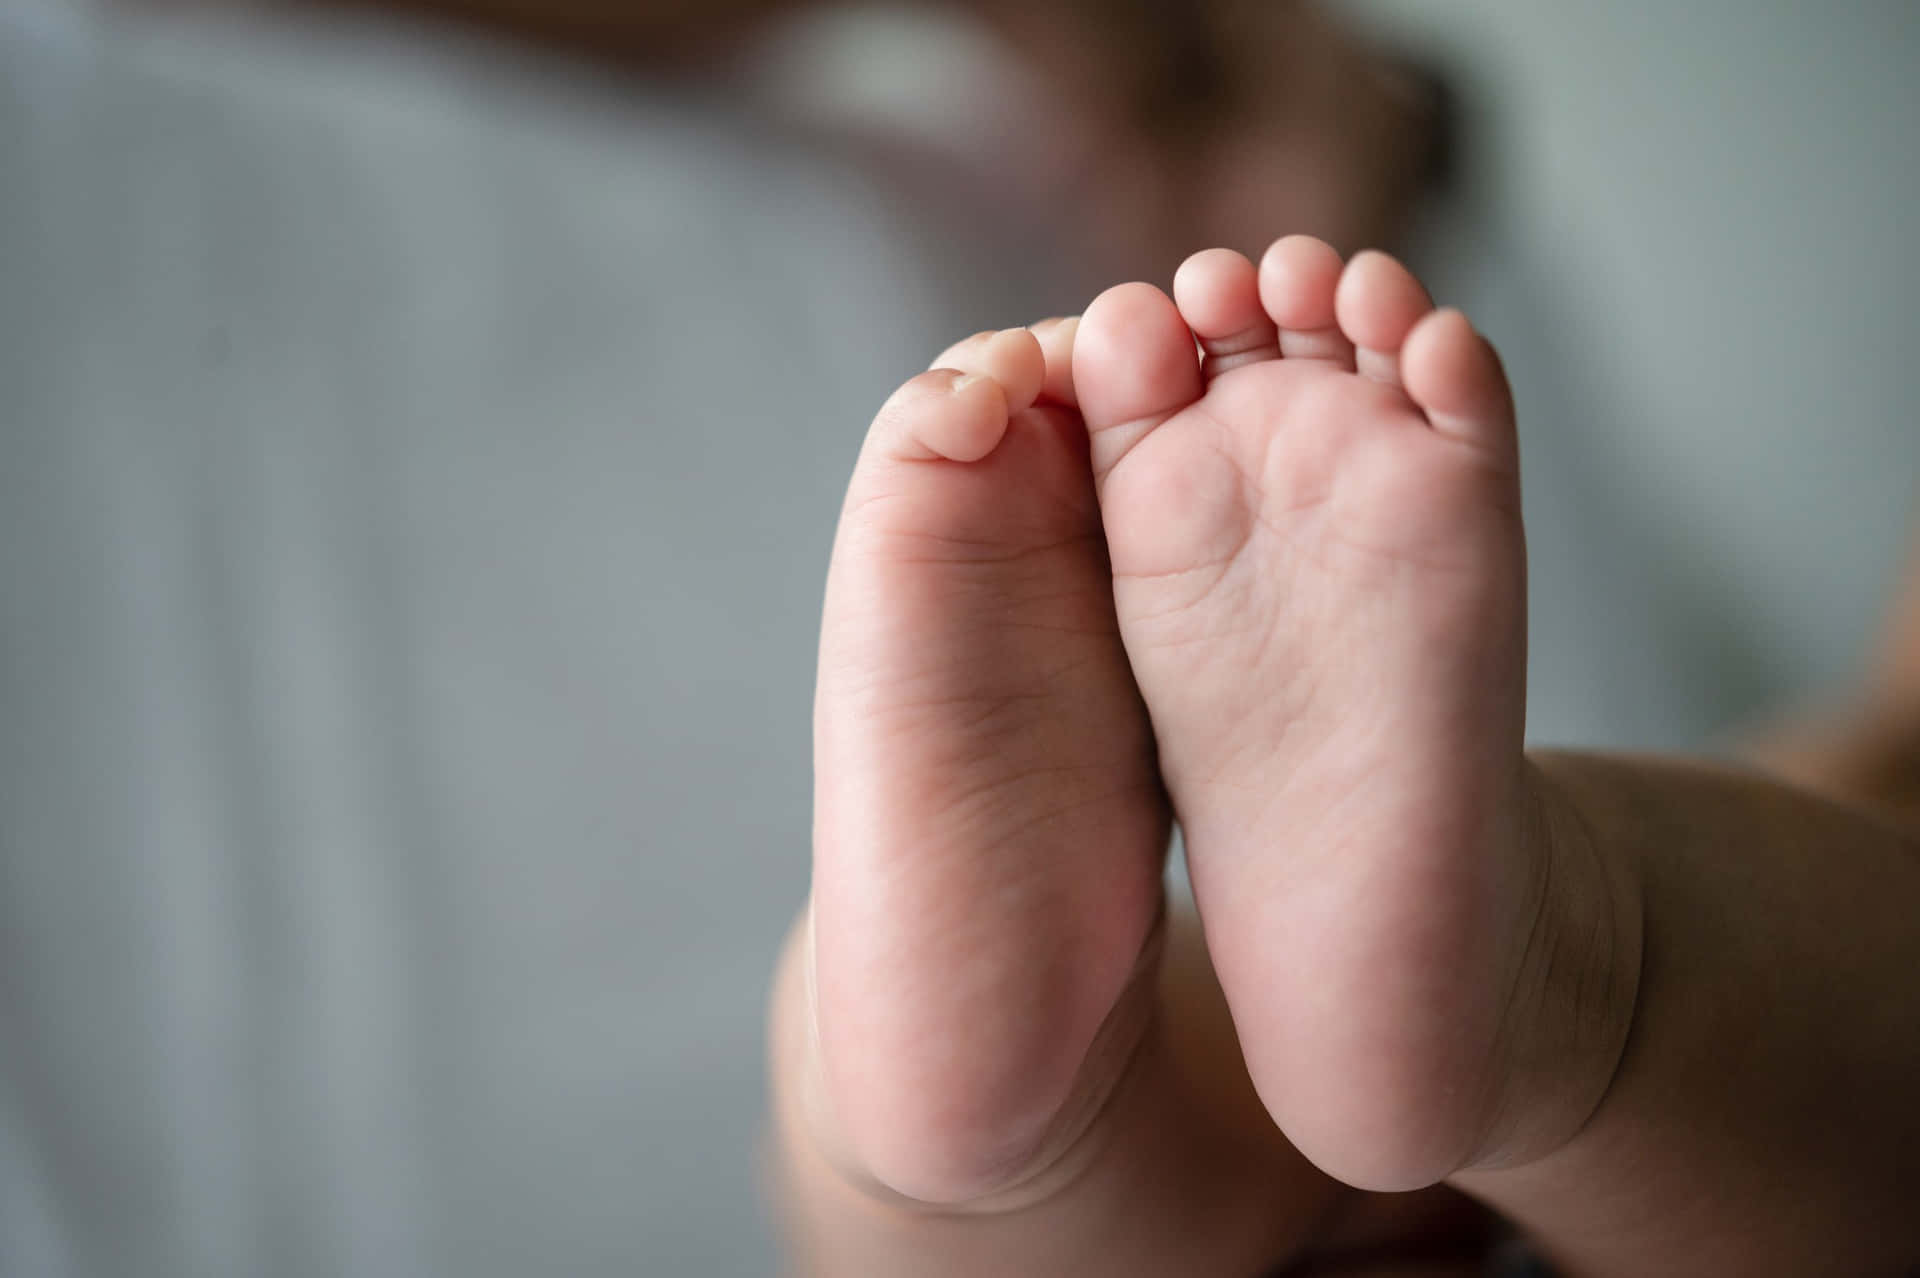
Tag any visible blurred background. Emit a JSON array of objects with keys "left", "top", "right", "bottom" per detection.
[{"left": 0, "top": 0, "right": 1914, "bottom": 1274}]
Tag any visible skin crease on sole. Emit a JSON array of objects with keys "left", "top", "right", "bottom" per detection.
[
  {"left": 792, "top": 237, "right": 1920, "bottom": 1277},
  {"left": 1073, "top": 237, "right": 1557, "bottom": 1191},
  {"left": 810, "top": 234, "right": 1599, "bottom": 1202},
  {"left": 802, "top": 223, "right": 1582, "bottom": 1212},
  {"left": 808, "top": 321, "right": 1173, "bottom": 1204}
]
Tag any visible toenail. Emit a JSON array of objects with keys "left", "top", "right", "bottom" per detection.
[
  {"left": 949, "top": 372, "right": 984, "bottom": 393},
  {"left": 1030, "top": 317, "right": 1068, "bottom": 333}
]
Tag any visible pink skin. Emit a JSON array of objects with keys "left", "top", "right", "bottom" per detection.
[
  {"left": 808, "top": 324, "right": 1169, "bottom": 1204},
  {"left": 1075, "top": 238, "right": 1539, "bottom": 1189},
  {"left": 797, "top": 237, "right": 1920, "bottom": 1276},
  {"left": 809, "top": 234, "right": 1555, "bottom": 1206}
]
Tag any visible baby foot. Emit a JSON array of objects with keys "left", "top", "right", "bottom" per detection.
[
  {"left": 809, "top": 324, "right": 1169, "bottom": 1203},
  {"left": 1074, "top": 237, "right": 1562, "bottom": 1190}
]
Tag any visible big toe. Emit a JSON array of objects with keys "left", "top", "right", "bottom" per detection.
[{"left": 1074, "top": 281, "right": 1203, "bottom": 487}]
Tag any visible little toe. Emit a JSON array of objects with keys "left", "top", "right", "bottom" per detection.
[
  {"left": 1029, "top": 315, "right": 1081, "bottom": 409},
  {"left": 1258, "top": 235, "right": 1355, "bottom": 368},
  {"left": 1334, "top": 250, "right": 1435, "bottom": 386},
  {"left": 929, "top": 327, "right": 1047, "bottom": 415},
  {"left": 871, "top": 368, "right": 1011, "bottom": 464},
  {"left": 1075, "top": 281, "right": 1204, "bottom": 487},
  {"left": 1173, "top": 248, "right": 1280, "bottom": 382},
  {"left": 1401, "top": 308, "right": 1518, "bottom": 465},
  {"left": 873, "top": 327, "right": 1047, "bottom": 464}
]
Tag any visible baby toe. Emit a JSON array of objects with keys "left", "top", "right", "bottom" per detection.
[
  {"left": 1401, "top": 308, "right": 1518, "bottom": 466},
  {"left": 929, "top": 327, "right": 1047, "bottom": 415},
  {"left": 1174, "top": 248, "right": 1280, "bottom": 382},
  {"left": 1075, "top": 281, "right": 1204, "bottom": 488},
  {"left": 1258, "top": 234, "right": 1355, "bottom": 369},
  {"left": 1334, "top": 250, "right": 1434, "bottom": 386},
  {"left": 1028, "top": 315, "right": 1081, "bottom": 409},
  {"left": 871, "top": 369, "right": 1011, "bottom": 464}
]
